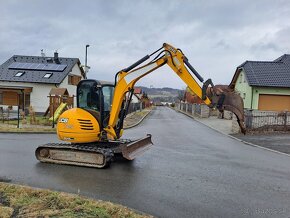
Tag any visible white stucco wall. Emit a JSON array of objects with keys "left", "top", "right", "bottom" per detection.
[
  {"left": 131, "top": 94, "right": 141, "bottom": 103},
  {"left": 0, "top": 63, "right": 83, "bottom": 112},
  {"left": 59, "top": 64, "right": 83, "bottom": 107},
  {"left": 0, "top": 81, "right": 55, "bottom": 112}
]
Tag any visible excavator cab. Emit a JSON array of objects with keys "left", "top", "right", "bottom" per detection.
[{"left": 77, "top": 79, "right": 114, "bottom": 128}]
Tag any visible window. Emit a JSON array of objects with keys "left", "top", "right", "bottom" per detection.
[
  {"left": 243, "top": 93, "right": 246, "bottom": 99},
  {"left": 19, "top": 93, "right": 31, "bottom": 109},
  {"left": 77, "top": 81, "right": 100, "bottom": 111},
  {"left": 0, "top": 92, "right": 3, "bottom": 104},
  {"left": 25, "top": 93, "right": 30, "bottom": 108},
  {"left": 2, "top": 91, "right": 18, "bottom": 106},
  {"left": 102, "top": 86, "right": 114, "bottom": 111},
  {"left": 68, "top": 75, "right": 72, "bottom": 84},
  {"left": 14, "top": 71, "right": 25, "bottom": 77},
  {"left": 68, "top": 75, "right": 81, "bottom": 85},
  {"left": 43, "top": 73, "right": 52, "bottom": 78}
]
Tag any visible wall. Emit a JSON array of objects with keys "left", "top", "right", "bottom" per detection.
[
  {"left": 234, "top": 70, "right": 253, "bottom": 109},
  {"left": 59, "top": 64, "right": 83, "bottom": 107},
  {"left": 131, "top": 95, "right": 140, "bottom": 103}
]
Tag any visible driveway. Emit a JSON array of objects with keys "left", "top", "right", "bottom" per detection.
[
  {"left": 233, "top": 133, "right": 290, "bottom": 155},
  {"left": 0, "top": 107, "right": 290, "bottom": 217}
]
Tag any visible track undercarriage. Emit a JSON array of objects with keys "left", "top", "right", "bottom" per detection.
[{"left": 35, "top": 134, "right": 152, "bottom": 168}]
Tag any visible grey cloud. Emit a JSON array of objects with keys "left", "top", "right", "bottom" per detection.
[
  {"left": 0, "top": 0, "right": 290, "bottom": 88},
  {"left": 251, "top": 42, "right": 280, "bottom": 52}
]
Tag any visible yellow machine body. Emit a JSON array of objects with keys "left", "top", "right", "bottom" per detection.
[{"left": 57, "top": 108, "right": 101, "bottom": 143}]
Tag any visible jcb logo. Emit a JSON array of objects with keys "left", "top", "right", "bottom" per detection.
[{"left": 59, "top": 118, "right": 69, "bottom": 123}]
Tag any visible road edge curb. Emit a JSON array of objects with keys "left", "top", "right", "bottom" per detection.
[{"left": 124, "top": 109, "right": 153, "bottom": 129}]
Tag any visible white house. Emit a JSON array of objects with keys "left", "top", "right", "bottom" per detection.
[
  {"left": 0, "top": 52, "right": 84, "bottom": 113},
  {"left": 131, "top": 87, "right": 142, "bottom": 103}
]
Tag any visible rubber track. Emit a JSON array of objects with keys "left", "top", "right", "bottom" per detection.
[{"left": 35, "top": 143, "right": 115, "bottom": 168}]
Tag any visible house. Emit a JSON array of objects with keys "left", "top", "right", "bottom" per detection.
[
  {"left": 131, "top": 87, "right": 142, "bottom": 103},
  {"left": 229, "top": 54, "right": 290, "bottom": 111},
  {"left": 134, "top": 87, "right": 142, "bottom": 98},
  {"left": 183, "top": 86, "right": 203, "bottom": 104},
  {"left": 0, "top": 52, "right": 84, "bottom": 113}
]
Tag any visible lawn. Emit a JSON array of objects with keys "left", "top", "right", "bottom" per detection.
[{"left": 0, "top": 182, "right": 152, "bottom": 218}]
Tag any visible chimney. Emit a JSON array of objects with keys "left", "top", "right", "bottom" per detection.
[
  {"left": 54, "top": 51, "right": 60, "bottom": 64},
  {"left": 41, "top": 49, "right": 46, "bottom": 57}
]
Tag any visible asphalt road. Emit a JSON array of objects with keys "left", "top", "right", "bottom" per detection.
[
  {"left": 1, "top": 107, "right": 290, "bottom": 218},
  {"left": 233, "top": 132, "right": 290, "bottom": 154}
]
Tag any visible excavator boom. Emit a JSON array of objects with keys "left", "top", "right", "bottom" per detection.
[{"left": 104, "top": 43, "right": 246, "bottom": 140}]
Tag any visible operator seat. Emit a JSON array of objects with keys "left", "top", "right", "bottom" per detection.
[{"left": 86, "top": 92, "right": 101, "bottom": 124}]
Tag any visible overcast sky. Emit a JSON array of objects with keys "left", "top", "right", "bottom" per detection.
[{"left": 1, "top": 0, "right": 290, "bottom": 89}]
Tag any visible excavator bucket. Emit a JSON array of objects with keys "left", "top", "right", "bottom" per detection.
[
  {"left": 220, "top": 92, "right": 246, "bottom": 134},
  {"left": 121, "top": 134, "right": 153, "bottom": 160},
  {"left": 208, "top": 85, "right": 246, "bottom": 134}
]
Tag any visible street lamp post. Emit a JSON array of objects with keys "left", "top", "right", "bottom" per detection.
[{"left": 85, "top": 44, "right": 90, "bottom": 79}]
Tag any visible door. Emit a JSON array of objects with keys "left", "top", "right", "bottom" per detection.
[{"left": 258, "top": 94, "right": 290, "bottom": 111}]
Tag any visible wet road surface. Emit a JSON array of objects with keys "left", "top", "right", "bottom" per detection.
[
  {"left": 233, "top": 132, "right": 290, "bottom": 154},
  {"left": 1, "top": 107, "right": 290, "bottom": 217}
]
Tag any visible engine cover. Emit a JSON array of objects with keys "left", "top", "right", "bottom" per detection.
[{"left": 57, "top": 108, "right": 101, "bottom": 143}]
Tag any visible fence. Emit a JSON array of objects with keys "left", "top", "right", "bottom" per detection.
[
  {"left": 175, "top": 102, "right": 210, "bottom": 118},
  {"left": 176, "top": 103, "right": 290, "bottom": 132},
  {"left": 0, "top": 106, "right": 19, "bottom": 121},
  {"left": 245, "top": 110, "right": 290, "bottom": 131},
  {"left": 127, "top": 102, "right": 146, "bottom": 114}
]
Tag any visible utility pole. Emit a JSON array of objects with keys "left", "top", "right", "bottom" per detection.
[{"left": 85, "top": 44, "right": 90, "bottom": 79}]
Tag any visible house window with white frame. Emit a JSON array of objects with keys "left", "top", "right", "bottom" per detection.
[
  {"left": 14, "top": 71, "right": 25, "bottom": 77},
  {"left": 43, "top": 73, "right": 53, "bottom": 78}
]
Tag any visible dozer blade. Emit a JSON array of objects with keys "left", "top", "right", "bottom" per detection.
[
  {"left": 210, "top": 85, "right": 246, "bottom": 134},
  {"left": 121, "top": 134, "right": 153, "bottom": 160}
]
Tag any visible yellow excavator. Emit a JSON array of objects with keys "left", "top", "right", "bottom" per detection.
[{"left": 36, "top": 43, "right": 246, "bottom": 168}]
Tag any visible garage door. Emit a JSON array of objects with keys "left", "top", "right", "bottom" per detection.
[{"left": 258, "top": 94, "right": 290, "bottom": 111}]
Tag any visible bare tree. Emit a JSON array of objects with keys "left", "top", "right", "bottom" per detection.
[{"left": 177, "top": 89, "right": 185, "bottom": 102}]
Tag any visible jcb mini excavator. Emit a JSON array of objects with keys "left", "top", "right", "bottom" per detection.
[{"left": 35, "top": 43, "right": 246, "bottom": 168}]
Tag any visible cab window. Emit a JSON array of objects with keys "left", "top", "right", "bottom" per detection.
[
  {"left": 102, "top": 86, "right": 114, "bottom": 111},
  {"left": 78, "top": 81, "right": 100, "bottom": 112}
]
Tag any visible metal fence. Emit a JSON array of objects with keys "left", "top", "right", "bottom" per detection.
[
  {"left": 177, "top": 102, "right": 290, "bottom": 132},
  {"left": 245, "top": 110, "right": 290, "bottom": 131},
  {"left": 127, "top": 102, "right": 145, "bottom": 114},
  {"left": 0, "top": 107, "right": 19, "bottom": 121}
]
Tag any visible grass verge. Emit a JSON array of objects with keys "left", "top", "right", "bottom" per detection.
[
  {"left": 0, "top": 108, "right": 153, "bottom": 133},
  {"left": 0, "top": 182, "right": 152, "bottom": 218}
]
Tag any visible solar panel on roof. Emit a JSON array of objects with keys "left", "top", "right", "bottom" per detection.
[
  {"left": 8, "top": 62, "right": 67, "bottom": 72},
  {"left": 36, "top": 64, "right": 45, "bottom": 70}
]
